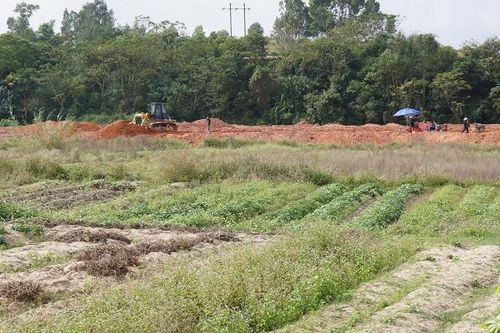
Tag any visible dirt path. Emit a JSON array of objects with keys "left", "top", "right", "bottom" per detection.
[{"left": 276, "top": 245, "right": 500, "bottom": 333}]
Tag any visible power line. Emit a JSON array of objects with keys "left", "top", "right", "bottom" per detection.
[
  {"left": 222, "top": 3, "right": 251, "bottom": 36},
  {"left": 235, "top": 3, "right": 251, "bottom": 36}
]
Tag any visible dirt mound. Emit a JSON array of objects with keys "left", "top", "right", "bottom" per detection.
[
  {"left": 91, "top": 120, "right": 154, "bottom": 139},
  {"left": 2, "top": 118, "right": 500, "bottom": 145}
]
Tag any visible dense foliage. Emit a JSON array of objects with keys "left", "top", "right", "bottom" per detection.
[{"left": 0, "top": 0, "right": 499, "bottom": 125}]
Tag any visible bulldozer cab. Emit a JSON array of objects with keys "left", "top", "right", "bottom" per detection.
[{"left": 148, "top": 102, "right": 172, "bottom": 120}]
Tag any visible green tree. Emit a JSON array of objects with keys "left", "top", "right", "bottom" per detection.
[
  {"left": 250, "top": 66, "right": 277, "bottom": 115},
  {"left": 308, "top": 0, "right": 380, "bottom": 36},
  {"left": 432, "top": 71, "right": 471, "bottom": 122},
  {"left": 66, "top": 0, "right": 115, "bottom": 41},
  {"left": 7, "top": 2, "right": 39, "bottom": 40},
  {"left": 273, "top": 0, "right": 310, "bottom": 43}
]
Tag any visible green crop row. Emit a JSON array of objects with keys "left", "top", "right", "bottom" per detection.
[
  {"left": 353, "top": 184, "right": 424, "bottom": 229},
  {"left": 271, "top": 183, "right": 349, "bottom": 224},
  {"left": 50, "top": 181, "right": 315, "bottom": 230},
  {"left": 308, "top": 183, "right": 382, "bottom": 222}
]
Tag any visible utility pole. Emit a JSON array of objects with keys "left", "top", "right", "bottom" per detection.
[
  {"left": 235, "top": 3, "right": 251, "bottom": 36},
  {"left": 222, "top": 3, "right": 233, "bottom": 36},
  {"left": 223, "top": 3, "right": 251, "bottom": 36}
]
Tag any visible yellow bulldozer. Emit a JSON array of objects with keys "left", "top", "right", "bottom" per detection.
[{"left": 131, "top": 102, "right": 178, "bottom": 131}]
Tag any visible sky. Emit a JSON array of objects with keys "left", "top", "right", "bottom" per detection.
[{"left": 0, "top": 0, "right": 498, "bottom": 48}]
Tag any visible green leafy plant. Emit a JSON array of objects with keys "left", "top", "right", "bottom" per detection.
[
  {"left": 484, "top": 314, "right": 500, "bottom": 333},
  {"left": 353, "top": 184, "right": 424, "bottom": 229},
  {"left": 0, "top": 203, "right": 36, "bottom": 220},
  {"left": 11, "top": 223, "right": 44, "bottom": 237}
]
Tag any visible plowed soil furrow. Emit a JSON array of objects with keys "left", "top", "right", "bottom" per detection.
[
  {"left": 276, "top": 246, "right": 500, "bottom": 333},
  {"left": 0, "top": 225, "right": 270, "bottom": 300},
  {"left": 1, "top": 184, "right": 132, "bottom": 209}
]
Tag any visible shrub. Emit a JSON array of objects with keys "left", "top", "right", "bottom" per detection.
[
  {"left": 24, "top": 158, "right": 69, "bottom": 180},
  {"left": 303, "top": 167, "right": 334, "bottom": 186},
  {"left": 353, "top": 184, "right": 424, "bottom": 229}
]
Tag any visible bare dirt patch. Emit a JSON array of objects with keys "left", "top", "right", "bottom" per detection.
[{"left": 277, "top": 245, "right": 500, "bottom": 333}]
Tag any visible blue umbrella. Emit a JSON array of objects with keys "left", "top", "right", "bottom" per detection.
[{"left": 393, "top": 108, "right": 421, "bottom": 117}]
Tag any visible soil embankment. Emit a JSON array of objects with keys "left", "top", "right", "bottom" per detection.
[{"left": 2, "top": 119, "right": 500, "bottom": 145}]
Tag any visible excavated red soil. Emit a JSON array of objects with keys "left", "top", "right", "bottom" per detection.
[{"left": 2, "top": 119, "right": 500, "bottom": 145}]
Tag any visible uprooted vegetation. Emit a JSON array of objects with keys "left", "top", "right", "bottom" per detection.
[
  {"left": 77, "top": 243, "right": 139, "bottom": 277},
  {"left": 76, "top": 232, "right": 239, "bottom": 277},
  {"left": 0, "top": 280, "right": 43, "bottom": 303},
  {"left": 52, "top": 228, "right": 131, "bottom": 244}
]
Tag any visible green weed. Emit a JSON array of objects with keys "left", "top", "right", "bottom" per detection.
[{"left": 11, "top": 223, "right": 44, "bottom": 237}]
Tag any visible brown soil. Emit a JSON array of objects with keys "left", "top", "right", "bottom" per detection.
[
  {"left": 277, "top": 245, "right": 500, "bottom": 333},
  {"left": 3, "top": 119, "right": 500, "bottom": 145}
]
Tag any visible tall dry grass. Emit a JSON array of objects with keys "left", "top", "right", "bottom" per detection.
[{"left": 0, "top": 136, "right": 498, "bottom": 188}]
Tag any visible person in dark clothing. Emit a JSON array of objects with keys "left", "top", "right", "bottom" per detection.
[
  {"left": 461, "top": 117, "right": 470, "bottom": 133},
  {"left": 429, "top": 120, "right": 437, "bottom": 131},
  {"left": 207, "top": 116, "right": 212, "bottom": 133},
  {"left": 409, "top": 116, "right": 418, "bottom": 132}
]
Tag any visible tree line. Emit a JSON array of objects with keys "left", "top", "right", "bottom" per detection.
[{"left": 0, "top": 0, "right": 498, "bottom": 125}]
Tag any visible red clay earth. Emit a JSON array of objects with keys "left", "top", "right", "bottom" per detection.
[{"left": 1, "top": 119, "right": 500, "bottom": 145}]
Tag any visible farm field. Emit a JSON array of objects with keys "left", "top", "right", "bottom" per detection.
[{"left": 0, "top": 132, "right": 499, "bottom": 333}]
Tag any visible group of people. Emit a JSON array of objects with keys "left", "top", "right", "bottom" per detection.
[{"left": 408, "top": 116, "right": 471, "bottom": 133}]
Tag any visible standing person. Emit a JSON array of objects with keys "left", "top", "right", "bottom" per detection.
[
  {"left": 461, "top": 117, "right": 470, "bottom": 133},
  {"left": 207, "top": 116, "right": 212, "bottom": 133},
  {"left": 429, "top": 120, "right": 437, "bottom": 131},
  {"left": 409, "top": 116, "right": 417, "bottom": 132}
]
